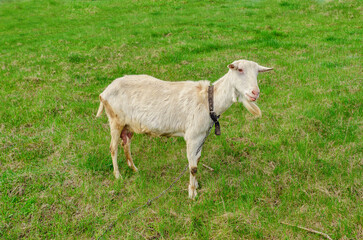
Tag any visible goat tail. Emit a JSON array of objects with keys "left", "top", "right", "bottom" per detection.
[{"left": 96, "top": 101, "right": 104, "bottom": 117}]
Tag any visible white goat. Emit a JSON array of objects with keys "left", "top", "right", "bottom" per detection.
[{"left": 96, "top": 60, "right": 273, "bottom": 199}]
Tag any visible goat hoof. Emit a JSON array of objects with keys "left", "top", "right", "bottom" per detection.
[
  {"left": 132, "top": 167, "right": 138, "bottom": 172},
  {"left": 114, "top": 171, "right": 121, "bottom": 179},
  {"left": 188, "top": 184, "right": 197, "bottom": 199}
]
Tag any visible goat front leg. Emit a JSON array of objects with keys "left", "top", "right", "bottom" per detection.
[{"left": 186, "top": 135, "right": 205, "bottom": 199}]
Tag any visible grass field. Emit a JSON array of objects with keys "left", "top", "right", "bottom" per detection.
[{"left": 0, "top": 0, "right": 362, "bottom": 239}]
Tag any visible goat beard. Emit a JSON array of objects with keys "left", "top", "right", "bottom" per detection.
[{"left": 240, "top": 97, "right": 262, "bottom": 117}]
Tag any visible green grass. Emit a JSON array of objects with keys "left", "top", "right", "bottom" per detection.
[{"left": 0, "top": 0, "right": 362, "bottom": 239}]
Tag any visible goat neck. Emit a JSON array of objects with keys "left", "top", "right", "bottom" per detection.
[{"left": 212, "top": 71, "right": 238, "bottom": 116}]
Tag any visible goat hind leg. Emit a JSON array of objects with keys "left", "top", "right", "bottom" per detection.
[
  {"left": 121, "top": 128, "right": 138, "bottom": 172},
  {"left": 110, "top": 125, "right": 122, "bottom": 179}
]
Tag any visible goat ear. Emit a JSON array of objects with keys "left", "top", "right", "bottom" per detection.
[
  {"left": 258, "top": 65, "right": 273, "bottom": 72},
  {"left": 228, "top": 63, "right": 237, "bottom": 70}
]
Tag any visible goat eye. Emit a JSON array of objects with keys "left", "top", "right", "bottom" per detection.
[{"left": 238, "top": 68, "right": 243, "bottom": 73}]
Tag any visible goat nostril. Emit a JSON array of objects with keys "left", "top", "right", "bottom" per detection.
[{"left": 252, "top": 90, "right": 259, "bottom": 96}]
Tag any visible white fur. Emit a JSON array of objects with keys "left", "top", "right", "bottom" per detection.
[{"left": 97, "top": 59, "right": 272, "bottom": 199}]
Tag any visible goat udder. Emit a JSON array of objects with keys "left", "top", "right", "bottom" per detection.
[{"left": 121, "top": 128, "right": 133, "bottom": 144}]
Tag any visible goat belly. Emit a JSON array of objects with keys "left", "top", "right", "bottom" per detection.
[{"left": 125, "top": 122, "right": 184, "bottom": 137}]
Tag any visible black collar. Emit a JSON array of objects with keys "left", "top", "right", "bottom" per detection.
[{"left": 208, "top": 85, "right": 221, "bottom": 135}]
